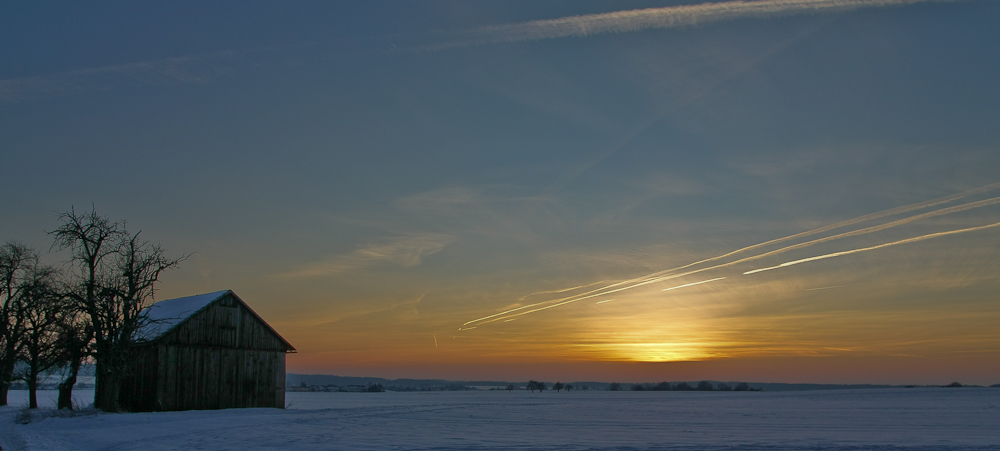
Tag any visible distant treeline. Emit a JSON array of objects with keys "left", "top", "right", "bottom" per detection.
[
  {"left": 521, "top": 380, "right": 758, "bottom": 392},
  {"left": 621, "top": 381, "right": 757, "bottom": 391},
  {"left": 288, "top": 374, "right": 482, "bottom": 391},
  {"left": 290, "top": 381, "right": 472, "bottom": 392},
  {"left": 287, "top": 373, "right": 760, "bottom": 391},
  {"left": 287, "top": 374, "right": 765, "bottom": 392},
  {"left": 287, "top": 374, "right": 999, "bottom": 392}
]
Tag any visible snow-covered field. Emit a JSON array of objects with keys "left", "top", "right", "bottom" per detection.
[{"left": 0, "top": 388, "right": 997, "bottom": 450}]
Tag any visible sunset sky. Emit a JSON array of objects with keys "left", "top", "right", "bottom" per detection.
[{"left": 3, "top": 0, "right": 999, "bottom": 385}]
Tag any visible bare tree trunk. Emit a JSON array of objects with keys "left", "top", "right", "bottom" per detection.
[
  {"left": 0, "top": 357, "right": 15, "bottom": 406},
  {"left": 58, "top": 358, "right": 81, "bottom": 410},
  {"left": 0, "top": 334, "right": 20, "bottom": 407},
  {"left": 0, "top": 363, "right": 11, "bottom": 406},
  {"left": 27, "top": 371, "right": 38, "bottom": 409}
]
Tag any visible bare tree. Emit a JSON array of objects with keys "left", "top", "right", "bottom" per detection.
[
  {"left": 15, "top": 266, "right": 65, "bottom": 409},
  {"left": 0, "top": 242, "right": 37, "bottom": 405},
  {"left": 50, "top": 207, "right": 184, "bottom": 412},
  {"left": 553, "top": 382, "right": 564, "bottom": 392}
]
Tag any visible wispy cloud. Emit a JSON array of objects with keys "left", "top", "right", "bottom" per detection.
[
  {"left": 1, "top": 0, "right": 964, "bottom": 103},
  {"left": 392, "top": 187, "right": 484, "bottom": 212},
  {"left": 430, "top": 0, "right": 964, "bottom": 49},
  {"left": 0, "top": 48, "right": 272, "bottom": 103},
  {"left": 277, "top": 233, "right": 454, "bottom": 278}
]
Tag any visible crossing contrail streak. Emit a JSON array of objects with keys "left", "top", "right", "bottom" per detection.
[
  {"left": 644, "top": 182, "right": 1000, "bottom": 277},
  {"left": 705, "top": 196, "right": 1000, "bottom": 270},
  {"left": 744, "top": 221, "right": 1000, "bottom": 274},
  {"left": 462, "top": 191, "right": 1000, "bottom": 327},
  {"left": 461, "top": 275, "right": 680, "bottom": 327},
  {"left": 466, "top": 185, "right": 1000, "bottom": 324},
  {"left": 467, "top": 277, "right": 728, "bottom": 327},
  {"left": 662, "top": 278, "right": 727, "bottom": 291},
  {"left": 805, "top": 284, "right": 853, "bottom": 291},
  {"left": 461, "top": 183, "right": 1000, "bottom": 329}
]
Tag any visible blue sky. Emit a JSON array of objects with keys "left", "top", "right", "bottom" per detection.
[{"left": 3, "top": 0, "right": 999, "bottom": 383}]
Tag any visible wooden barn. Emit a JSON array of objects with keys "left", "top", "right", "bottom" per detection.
[{"left": 119, "top": 290, "right": 296, "bottom": 412}]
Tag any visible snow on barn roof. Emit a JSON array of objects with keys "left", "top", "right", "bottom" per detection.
[{"left": 137, "top": 290, "right": 231, "bottom": 341}]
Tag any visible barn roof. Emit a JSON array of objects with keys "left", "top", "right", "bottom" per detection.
[{"left": 137, "top": 289, "right": 295, "bottom": 351}]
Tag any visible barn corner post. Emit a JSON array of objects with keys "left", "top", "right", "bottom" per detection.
[{"left": 276, "top": 352, "right": 287, "bottom": 409}]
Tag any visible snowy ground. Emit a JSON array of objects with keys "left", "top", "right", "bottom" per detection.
[{"left": 0, "top": 388, "right": 997, "bottom": 450}]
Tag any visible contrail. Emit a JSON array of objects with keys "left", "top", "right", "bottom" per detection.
[
  {"left": 597, "top": 195, "right": 1000, "bottom": 289},
  {"left": 644, "top": 181, "right": 1000, "bottom": 277},
  {"left": 708, "top": 195, "right": 1000, "bottom": 271},
  {"left": 461, "top": 185, "right": 1000, "bottom": 328},
  {"left": 466, "top": 279, "right": 670, "bottom": 326},
  {"left": 433, "top": 0, "right": 965, "bottom": 49},
  {"left": 662, "top": 277, "right": 727, "bottom": 291},
  {"left": 461, "top": 273, "right": 680, "bottom": 326},
  {"left": 805, "top": 284, "right": 853, "bottom": 291},
  {"left": 468, "top": 186, "right": 1000, "bottom": 324},
  {"left": 518, "top": 281, "right": 610, "bottom": 300},
  {"left": 468, "top": 276, "right": 727, "bottom": 326},
  {"left": 744, "top": 221, "right": 1000, "bottom": 274}
]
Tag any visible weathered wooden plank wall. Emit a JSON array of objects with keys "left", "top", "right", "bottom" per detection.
[
  {"left": 119, "top": 347, "right": 159, "bottom": 411},
  {"left": 152, "top": 346, "right": 285, "bottom": 410}
]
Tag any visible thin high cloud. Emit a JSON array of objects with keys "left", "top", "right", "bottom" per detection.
[
  {"left": 0, "top": 48, "right": 270, "bottom": 103},
  {"left": 1, "top": 0, "right": 965, "bottom": 103},
  {"left": 431, "top": 0, "right": 963, "bottom": 49},
  {"left": 277, "top": 233, "right": 454, "bottom": 278}
]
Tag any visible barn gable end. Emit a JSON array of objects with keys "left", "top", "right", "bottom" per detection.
[
  {"left": 151, "top": 291, "right": 294, "bottom": 352},
  {"left": 120, "top": 290, "right": 294, "bottom": 412}
]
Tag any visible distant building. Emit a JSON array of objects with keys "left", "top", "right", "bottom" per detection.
[{"left": 119, "top": 290, "right": 296, "bottom": 412}]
